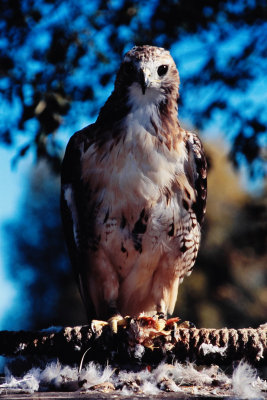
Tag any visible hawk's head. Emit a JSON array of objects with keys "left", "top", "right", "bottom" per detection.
[{"left": 115, "top": 45, "right": 180, "bottom": 105}]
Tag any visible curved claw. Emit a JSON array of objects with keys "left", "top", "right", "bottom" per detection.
[
  {"left": 108, "top": 315, "right": 127, "bottom": 333},
  {"left": 91, "top": 319, "right": 108, "bottom": 334}
]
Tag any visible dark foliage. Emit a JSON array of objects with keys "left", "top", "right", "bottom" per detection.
[{"left": 0, "top": 0, "right": 266, "bottom": 177}]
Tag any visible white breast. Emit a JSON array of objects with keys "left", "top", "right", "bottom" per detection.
[{"left": 81, "top": 106, "right": 186, "bottom": 217}]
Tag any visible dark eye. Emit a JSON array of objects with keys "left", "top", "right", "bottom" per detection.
[
  {"left": 124, "top": 62, "right": 134, "bottom": 75},
  {"left": 157, "top": 65, "right": 168, "bottom": 76}
]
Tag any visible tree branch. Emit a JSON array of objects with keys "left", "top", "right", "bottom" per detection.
[{"left": 0, "top": 321, "right": 266, "bottom": 367}]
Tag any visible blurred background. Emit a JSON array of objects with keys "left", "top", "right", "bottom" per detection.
[{"left": 0, "top": 0, "right": 266, "bottom": 331}]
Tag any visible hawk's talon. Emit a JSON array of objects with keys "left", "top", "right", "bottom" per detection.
[
  {"left": 108, "top": 315, "right": 126, "bottom": 333},
  {"left": 91, "top": 319, "right": 108, "bottom": 334}
]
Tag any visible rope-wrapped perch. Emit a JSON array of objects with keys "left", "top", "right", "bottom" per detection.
[{"left": 0, "top": 321, "right": 266, "bottom": 367}]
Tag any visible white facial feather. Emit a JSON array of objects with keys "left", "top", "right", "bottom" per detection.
[{"left": 127, "top": 83, "right": 164, "bottom": 130}]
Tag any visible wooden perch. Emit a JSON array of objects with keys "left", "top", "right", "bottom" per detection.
[{"left": 0, "top": 320, "right": 266, "bottom": 367}]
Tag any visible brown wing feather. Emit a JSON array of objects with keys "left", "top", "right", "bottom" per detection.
[
  {"left": 60, "top": 127, "right": 97, "bottom": 320},
  {"left": 177, "top": 131, "right": 207, "bottom": 282},
  {"left": 191, "top": 132, "right": 207, "bottom": 225}
]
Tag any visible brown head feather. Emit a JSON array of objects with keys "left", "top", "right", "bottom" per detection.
[{"left": 95, "top": 45, "right": 182, "bottom": 150}]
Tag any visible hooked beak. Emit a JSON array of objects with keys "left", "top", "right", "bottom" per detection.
[{"left": 139, "top": 68, "right": 151, "bottom": 95}]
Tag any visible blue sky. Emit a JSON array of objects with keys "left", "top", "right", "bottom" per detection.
[{"left": 0, "top": 148, "right": 29, "bottom": 324}]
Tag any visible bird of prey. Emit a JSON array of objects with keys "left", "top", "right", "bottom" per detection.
[{"left": 61, "top": 45, "right": 207, "bottom": 330}]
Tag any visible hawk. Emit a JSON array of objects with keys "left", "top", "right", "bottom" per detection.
[{"left": 61, "top": 45, "right": 207, "bottom": 330}]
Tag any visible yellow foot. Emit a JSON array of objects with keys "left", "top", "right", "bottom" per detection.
[
  {"left": 165, "top": 317, "right": 180, "bottom": 329},
  {"left": 166, "top": 317, "right": 195, "bottom": 330},
  {"left": 137, "top": 315, "right": 167, "bottom": 332},
  {"left": 108, "top": 315, "right": 128, "bottom": 333},
  {"left": 91, "top": 319, "right": 109, "bottom": 334}
]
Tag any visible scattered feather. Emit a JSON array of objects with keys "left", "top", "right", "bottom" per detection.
[
  {"left": 0, "top": 373, "right": 39, "bottom": 393},
  {"left": 199, "top": 342, "right": 227, "bottom": 356},
  {"left": 133, "top": 344, "right": 145, "bottom": 359},
  {"left": 79, "top": 362, "right": 114, "bottom": 390},
  {"left": 232, "top": 361, "right": 262, "bottom": 399},
  {"left": 1, "top": 359, "right": 266, "bottom": 398}
]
